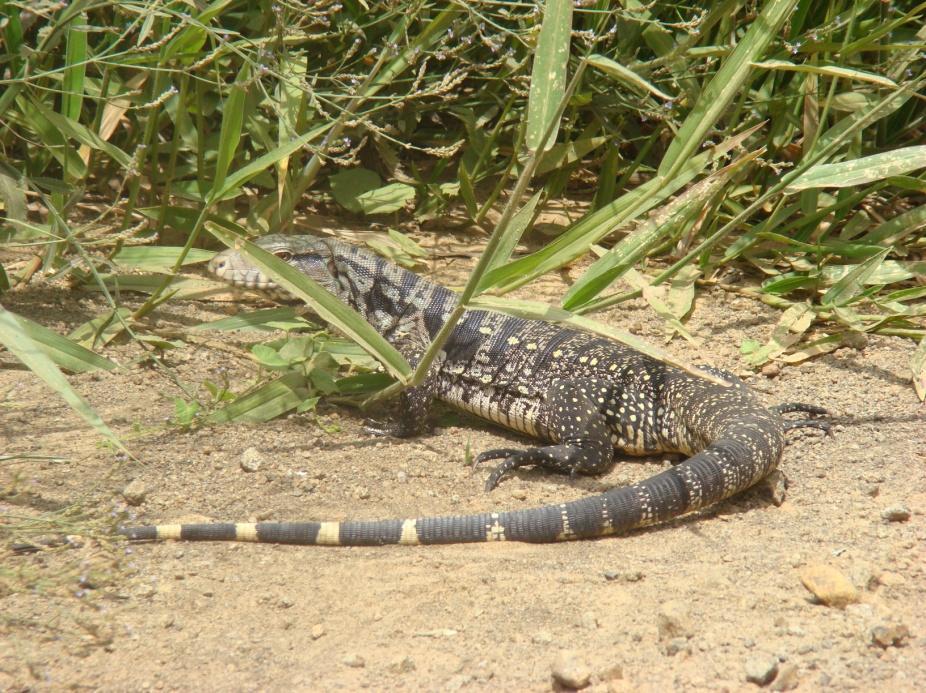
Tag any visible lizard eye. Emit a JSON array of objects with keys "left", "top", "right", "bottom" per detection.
[{"left": 274, "top": 250, "right": 294, "bottom": 262}]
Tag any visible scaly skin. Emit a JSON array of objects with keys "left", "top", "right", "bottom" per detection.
[{"left": 119, "top": 236, "right": 826, "bottom": 545}]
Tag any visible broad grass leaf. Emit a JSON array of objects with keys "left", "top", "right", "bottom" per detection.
[
  {"left": 587, "top": 54, "right": 675, "bottom": 100},
  {"left": 751, "top": 60, "right": 897, "bottom": 88},
  {"left": 355, "top": 183, "right": 416, "bottom": 215},
  {"left": 786, "top": 146, "right": 926, "bottom": 192},
  {"left": 526, "top": 0, "right": 572, "bottom": 152},
  {"left": 0, "top": 307, "right": 125, "bottom": 451},
  {"left": 9, "top": 311, "right": 116, "bottom": 373},
  {"left": 330, "top": 169, "right": 382, "bottom": 213}
]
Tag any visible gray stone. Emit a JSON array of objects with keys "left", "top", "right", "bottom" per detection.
[
  {"left": 745, "top": 654, "right": 778, "bottom": 686},
  {"left": 551, "top": 650, "right": 591, "bottom": 690},
  {"left": 122, "top": 479, "right": 148, "bottom": 506},
  {"left": 881, "top": 504, "right": 911, "bottom": 522},
  {"left": 341, "top": 653, "right": 365, "bottom": 668},
  {"left": 239, "top": 447, "right": 263, "bottom": 472}
]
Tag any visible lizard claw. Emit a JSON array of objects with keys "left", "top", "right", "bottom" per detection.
[
  {"left": 472, "top": 448, "right": 521, "bottom": 473},
  {"left": 480, "top": 450, "right": 537, "bottom": 491}
]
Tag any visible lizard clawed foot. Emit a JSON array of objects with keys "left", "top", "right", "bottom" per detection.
[
  {"left": 783, "top": 419, "right": 833, "bottom": 435},
  {"left": 773, "top": 402, "right": 833, "bottom": 437},
  {"left": 772, "top": 402, "right": 828, "bottom": 417},
  {"left": 476, "top": 448, "right": 558, "bottom": 492}
]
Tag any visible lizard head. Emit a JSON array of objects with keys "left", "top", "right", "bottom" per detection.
[{"left": 208, "top": 235, "right": 346, "bottom": 300}]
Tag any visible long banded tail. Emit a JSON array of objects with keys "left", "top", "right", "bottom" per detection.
[{"left": 118, "top": 418, "right": 782, "bottom": 546}]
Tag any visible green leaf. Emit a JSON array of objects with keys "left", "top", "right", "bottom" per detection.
[
  {"left": 742, "top": 302, "right": 814, "bottom": 366},
  {"left": 587, "top": 54, "right": 675, "bottom": 100},
  {"left": 658, "top": 0, "right": 798, "bottom": 177},
  {"left": 209, "top": 64, "right": 251, "bottom": 201},
  {"left": 526, "top": 0, "right": 573, "bottom": 152},
  {"left": 62, "top": 16, "right": 87, "bottom": 122},
  {"left": 821, "top": 247, "right": 891, "bottom": 307},
  {"left": 8, "top": 311, "right": 116, "bottom": 373},
  {"left": 329, "top": 168, "right": 382, "bottom": 213},
  {"left": 751, "top": 60, "right": 897, "bottom": 88},
  {"left": 192, "top": 307, "right": 312, "bottom": 332},
  {"left": 481, "top": 123, "right": 763, "bottom": 296},
  {"left": 354, "top": 183, "right": 416, "bottom": 215},
  {"left": 0, "top": 307, "right": 126, "bottom": 451},
  {"left": 207, "top": 371, "right": 310, "bottom": 424},
  {"left": 786, "top": 146, "right": 926, "bottom": 192},
  {"left": 211, "top": 122, "right": 330, "bottom": 202},
  {"left": 113, "top": 247, "right": 214, "bottom": 272}
]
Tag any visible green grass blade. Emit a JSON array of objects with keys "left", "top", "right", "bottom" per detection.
[
  {"left": 526, "top": 0, "right": 573, "bottom": 152},
  {"left": 0, "top": 307, "right": 126, "bottom": 451},
  {"left": 192, "top": 307, "right": 311, "bottom": 332},
  {"left": 587, "top": 54, "right": 675, "bottom": 101},
  {"left": 658, "top": 0, "right": 798, "bottom": 178},
  {"left": 62, "top": 15, "right": 87, "bottom": 122},
  {"left": 562, "top": 149, "right": 759, "bottom": 310},
  {"left": 785, "top": 146, "right": 926, "bottom": 192},
  {"left": 113, "top": 246, "right": 214, "bottom": 272},
  {"left": 208, "top": 63, "right": 251, "bottom": 203},
  {"left": 751, "top": 60, "right": 898, "bottom": 88},
  {"left": 862, "top": 203, "right": 926, "bottom": 245},
  {"left": 212, "top": 122, "right": 330, "bottom": 202},
  {"left": 821, "top": 247, "right": 891, "bottom": 307},
  {"left": 11, "top": 312, "right": 116, "bottom": 373},
  {"left": 480, "top": 123, "right": 763, "bottom": 295},
  {"left": 207, "top": 371, "right": 310, "bottom": 424},
  {"left": 207, "top": 224, "right": 412, "bottom": 383}
]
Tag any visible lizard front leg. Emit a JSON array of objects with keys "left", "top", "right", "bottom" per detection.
[{"left": 476, "top": 379, "right": 614, "bottom": 491}]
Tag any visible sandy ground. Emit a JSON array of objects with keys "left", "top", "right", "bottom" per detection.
[{"left": 1, "top": 242, "right": 924, "bottom": 691}]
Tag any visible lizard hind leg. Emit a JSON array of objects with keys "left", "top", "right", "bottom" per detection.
[{"left": 476, "top": 379, "right": 615, "bottom": 491}]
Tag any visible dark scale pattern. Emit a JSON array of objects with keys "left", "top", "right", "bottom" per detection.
[{"left": 117, "top": 235, "right": 826, "bottom": 547}]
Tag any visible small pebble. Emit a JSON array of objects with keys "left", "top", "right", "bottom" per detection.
[
  {"left": 744, "top": 654, "right": 778, "bottom": 686},
  {"left": 870, "top": 624, "right": 910, "bottom": 648},
  {"left": 770, "top": 663, "right": 799, "bottom": 691},
  {"left": 311, "top": 624, "right": 325, "bottom": 640},
  {"left": 389, "top": 656, "right": 416, "bottom": 674},
  {"left": 664, "top": 637, "right": 691, "bottom": 657},
  {"left": 550, "top": 651, "right": 591, "bottom": 690},
  {"left": 880, "top": 505, "right": 911, "bottom": 522},
  {"left": 763, "top": 470, "right": 787, "bottom": 506},
  {"left": 761, "top": 363, "right": 781, "bottom": 378},
  {"left": 877, "top": 571, "right": 906, "bottom": 586},
  {"left": 799, "top": 563, "right": 859, "bottom": 608},
  {"left": 341, "top": 653, "right": 365, "bottom": 668},
  {"left": 122, "top": 479, "right": 148, "bottom": 506},
  {"left": 532, "top": 630, "right": 553, "bottom": 645},
  {"left": 239, "top": 447, "right": 263, "bottom": 473}
]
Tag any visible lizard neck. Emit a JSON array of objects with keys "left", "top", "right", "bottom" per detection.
[{"left": 330, "top": 245, "right": 458, "bottom": 341}]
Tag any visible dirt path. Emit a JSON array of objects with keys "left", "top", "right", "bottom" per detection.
[{"left": 1, "top": 250, "right": 923, "bottom": 691}]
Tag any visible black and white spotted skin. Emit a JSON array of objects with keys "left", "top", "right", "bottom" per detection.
[{"left": 119, "top": 235, "right": 825, "bottom": 546}]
